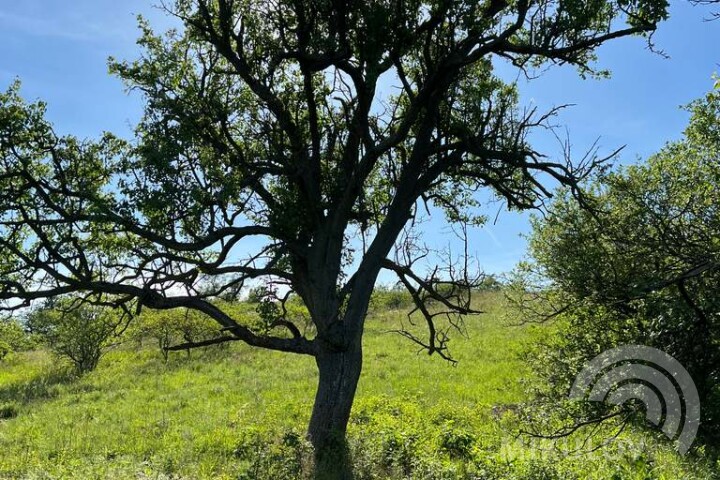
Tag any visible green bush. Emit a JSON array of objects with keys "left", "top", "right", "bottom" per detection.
[
  {"left": 438, "top": 423, "right": 475, "bottom": 459},
  {"left": 370, "top": 285, "right": 413, "bottom": 311},
  {"left": 0, "top": 340, "right": 11, "bottom": 361},
  {"left": 239, "top": 290, "right": 313, "bottom": 337},
  {"left": 131, "top": 308, "right": 222, "bottom": 360},
  {"left": 25, "top": 301, "right": 125, "bottom": 374},
  {"left": 0, "top": 320, "right": 38, "bottom": 360},
  {"left": 379, "top": 430, "right": 418, "bottom": 475},
  {"left": 232, "top": 427, "right": 312, "bottom": 480},
  {"left": 512, "top": 88, "right": 720, "bottom": 445}
]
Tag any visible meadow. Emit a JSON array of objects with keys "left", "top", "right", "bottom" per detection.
[{"left": 0, "top": 293, "right": 716, "bottom": 479}]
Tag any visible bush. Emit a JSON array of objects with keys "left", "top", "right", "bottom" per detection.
[
  {"left": 370, "top": 285, "right": 413, "bottom": 311},
  {"left": 0, "top": 320, "right": 38, "bottom": 360},
  {"left": 232, "top": 427, "right": 312, "bottom": 480},
  {"left": 131, "top": 308, "right": 222, "bottom": 361},
  {"left": 512, "top": 90, "right": 720, "bottom": 444},
  {"left": 438, "top": 422, "right": 475, "bottom": 460},
  {"left": 378, "top": 430, "right": 419, "bottom": 475},
  {"left": 239, "top": 290, "right": 312, "bottom": 337},
  {"left": 246, "top": 286, "right": 269, "bottom": 304},
  {"left": 26, "top": 301, "right": 125, "bottom": 374},
  {"left": 0, "top": 340, "right": 11, "bottom": 361}
]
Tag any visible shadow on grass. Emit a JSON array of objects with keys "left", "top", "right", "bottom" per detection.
[{"left": 0, "top": 366, "right": 76, "bottom": 408}]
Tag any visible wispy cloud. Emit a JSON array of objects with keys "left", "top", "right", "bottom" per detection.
[
  {"left": 0, "top": 9, "right": 135, "bottom": 44},
  {"left": 483, "top": 227, "right": 504, "bottom": 249}
]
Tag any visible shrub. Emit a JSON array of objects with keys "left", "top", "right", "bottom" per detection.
[
  {"left": 438, "top": 422, "right": 475, "bottom": 460},
  {"left": 512, "top": 91, "right": 720, "bottom": 444},
  {"left": 379, "top": 430, "right": 419, "bottom": 475},
  {"left": 132, "top": 308, "right": 222, "bottom": 361},
  {"left": 246, "top": 286, "right": 269, "bottom": 304},
  {"left": 0, "top": 340, "right": 11, "bottom": 361},
  {"left": 233, "top": 427, "right": 312, "bottom": 480},
  {"left": 26, "top": 301, "right": 125, "bottom": 374},
  {"left": 370, "top": 285, "right": 413, "bottom": 311},
  {"left": 0, "top": 320, "right": 38, "bottom": 360}
]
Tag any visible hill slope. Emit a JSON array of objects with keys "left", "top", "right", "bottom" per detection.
[{"left": 0, "top": 293, "right": 715, "bottom": 479}]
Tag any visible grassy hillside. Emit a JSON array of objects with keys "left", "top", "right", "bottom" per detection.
[{"left": 0, "top": 293, "right": 716, "bottom": 479}]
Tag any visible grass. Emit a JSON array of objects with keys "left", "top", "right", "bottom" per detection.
[{"left": 0, "top": 292, "right": 717, "bottom": 479}]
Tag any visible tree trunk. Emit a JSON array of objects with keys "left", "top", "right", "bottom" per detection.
[{"left": 308, "top": 340, "right": 363, "bottom": 480}]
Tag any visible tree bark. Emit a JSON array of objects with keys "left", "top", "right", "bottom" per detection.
[{"left": 307, "top": 339, "right": 363, "bottom": 480}]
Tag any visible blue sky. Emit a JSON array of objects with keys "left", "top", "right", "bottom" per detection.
[{"left": 1, "top": 1, "right": 718, "bottom": 277}]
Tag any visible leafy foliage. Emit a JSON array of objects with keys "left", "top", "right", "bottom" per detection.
[
  {"left": 369, "top": 285, "right": 415, "bottom": 311},
  {"left": 0, "top": 320, "right": 37, "bottom": 360},
  {"left": 131, "top": 308, "right": 224, "bottom": 360},
  {"left": 0, "top": 0, "right": 676, "bottom": 461},
  {"left": 0, "top": 0, "right": 671, "bottom": 353},
  {"left": 25, "top": 301, "right": 127, "bottom": 374},
  {"left": 513, "top": 86, "right": 720, "bottom": 444}
]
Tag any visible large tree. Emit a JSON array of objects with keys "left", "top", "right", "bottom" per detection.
[{"left": 0, "top": 0, "right": 670, "bottom": 472}]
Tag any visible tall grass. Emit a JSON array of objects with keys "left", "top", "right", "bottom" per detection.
[{"left": 0, "top": 292, "right": 716, "bottom": 479}]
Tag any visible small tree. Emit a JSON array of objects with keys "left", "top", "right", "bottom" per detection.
[
  {"left": 133, "top": 308, "right": 223, "bottom": 360},
  {"left": 27, "top": 301, "right": 126, "bottom": 374},
  {"left": 0, "top": 319, "right": 36, "bottom": 360},
  {"left": 132, "top": 310, "right": 178, "bottom": 361},
  {"left": 0, "top": 0, "right": 672, "bottom": 472}
]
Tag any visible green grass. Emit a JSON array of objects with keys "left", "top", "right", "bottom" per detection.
[{"left": 0, "top": 293, "right": 716, "bottom": 479}]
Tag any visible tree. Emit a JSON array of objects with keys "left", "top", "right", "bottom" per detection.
[
  {"left": 0, "top": 319, "right": 35, "bottom": 360},
  {"left": 132, "top": 307, "right": 228, "bottom": 361},
  {"left": 26, "top": 300, "right": 127, "bottom": 374},
  {"left": 0, "top": 0, "right": 670, "bottom": 473},
  {"left": 513, "top": 86, "right": 720, "bottom": 444}
]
